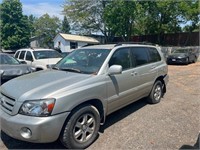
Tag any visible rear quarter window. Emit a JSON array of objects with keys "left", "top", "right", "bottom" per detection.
[
  {"left": 148, "top": 48, "right": 161, "bottom": 63},
  {"left": 15, "top": 51, "right": 20, "bottom": 58}
]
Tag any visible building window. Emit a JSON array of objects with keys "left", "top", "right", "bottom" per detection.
[{"left": 70, "top": 42, "right": 78, "bottom": 49}]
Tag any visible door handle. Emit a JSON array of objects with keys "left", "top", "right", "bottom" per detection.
[
  {"left": 131, "top": 72, "right": 138, "bottom": 76},
  {"left": 151, "top": 66, "right": 156, "bottom": 69}
]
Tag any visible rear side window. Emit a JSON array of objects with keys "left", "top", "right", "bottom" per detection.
[
  {"left": 25, "top": 51, "right": 33, "bottom": 61},
  {"left": 148, "top": 48, "right": 161, "bottom": 63},
  {"left": 19, "top": 51, "right": 26, "bottom": 59},
  {"left": 131, "top": 47, "right": 149, "bottom": 67},
  {"left": 15, "top": 51, "right": 20, "bottom": 58}
]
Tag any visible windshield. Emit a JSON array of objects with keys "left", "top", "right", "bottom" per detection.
[
  {"left": 0, "top": 54, "right": 20, "bottom": 65},
  {"left": 173, "top": 49, "right": 189, "bottom": 53},
  {"left": 33, "top": 50, "right": 62, "bottom": 59},
  {"left": 55, "top": 48, "right": 110, "bottom": 74}
]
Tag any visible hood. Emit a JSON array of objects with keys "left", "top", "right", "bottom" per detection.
[
  {"left": 35, "top": 58, "right": 62, "bottom": 65},
  {"left": 0, "top": 70, "right": 92, "bottom": 101},
  {"left": 0, "top": 64, "right": 32, "bottom": 76}
]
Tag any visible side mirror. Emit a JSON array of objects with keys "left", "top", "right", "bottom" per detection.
[
  {"left": 47, "top": 64, "right": 55, "bottom": 69},
  {"left": 108, "top": 65, "right": 122, "bottom": 75}
]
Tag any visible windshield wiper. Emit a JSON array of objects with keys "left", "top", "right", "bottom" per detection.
[{"left": 60, "top": 68, "right": 81, "bottom": 73}]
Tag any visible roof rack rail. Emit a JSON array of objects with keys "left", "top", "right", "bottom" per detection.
[{"left": 114, "top": 42, "right": 156, "bottom": 46}]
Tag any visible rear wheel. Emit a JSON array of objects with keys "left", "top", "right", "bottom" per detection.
[
  {"left": 60, "top": 105, "right": 100, "bottom": 149},
  {"left": 147, "top": 80, "right": 163, "bottom": 104}
]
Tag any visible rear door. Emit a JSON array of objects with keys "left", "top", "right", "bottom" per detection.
[{"left": 130, "top": 47, "right": 159, "bottom": 97}]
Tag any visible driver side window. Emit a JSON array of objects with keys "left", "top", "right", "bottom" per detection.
[
  {"left": 109, "top": 48, "right": 131, "bottom": 70},
  {"left": 25, "top": 51, "right": 33, "bottom": 61}
]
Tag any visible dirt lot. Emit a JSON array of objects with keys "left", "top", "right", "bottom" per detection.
[{"left": 0, "top": 62, "right": 200, "bottom": 149}]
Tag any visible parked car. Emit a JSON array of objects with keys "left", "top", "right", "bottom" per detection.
[
  {"left": 0, "top": 44, "right": 168, "bottom": 149},
  {"left": 0, "top": 53, "right": 35, "bottom": 85},
  {"left": 14, "top": 48, "right": 62, "bottom": 70},
  {"left": 167, "top": 48, "right": 198, "bottom": 65}
]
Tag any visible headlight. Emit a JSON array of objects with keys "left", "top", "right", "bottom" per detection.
[{"left": 19, "top": 99, "right": 56, "bottom": 117}]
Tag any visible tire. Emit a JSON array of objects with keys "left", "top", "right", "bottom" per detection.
[
  {"left": 185, "top": 57, "right": 189, "bottom": 65},
  {"left": 60, "top": 105, "right": 100, "bottom": 149},
  {"left": 36, "top": 68, "right": 43, "bottom": 71},
  {"left": 147, "top": 80, "right": 163, "bottom": 104}
]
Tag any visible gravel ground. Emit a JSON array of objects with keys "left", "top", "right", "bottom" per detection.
[{"left": 0, "top": 61, "right": 200, "bottom": 150}]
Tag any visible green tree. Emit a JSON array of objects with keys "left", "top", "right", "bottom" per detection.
[
  {"left": 134, "top": 1, "right": 184, "bottom": 44},
  {"left": 63, "top": 0, "right": 199, "bottom": 44},
  {"left": 28, "top": 14, "right": 38, "bottom": 37},
  {"left": 179, "top": 0, "right": 199, "bottom": 32},
  {"left": 103, "top": 0, "right": 136, "bottom": 42},
  {"left": 61, "top": 16, "right": 70, "bottom": 33},
  {"left": 0, "top": 0, "right": 31, "bottom": 50},
  {"left": 34, "top": 14, "right": 61, "bottom": 48},
  {"left": 63, "top": 0, "right": 105, "bottom": 35}
]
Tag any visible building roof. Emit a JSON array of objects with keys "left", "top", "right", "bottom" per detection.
[{"left": 56, "top": 33, "right": 100, "bottom": 44}]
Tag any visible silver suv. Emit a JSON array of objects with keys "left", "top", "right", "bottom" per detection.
[{"left": 0, "top": 44, "right": 168, "bottom": 149}]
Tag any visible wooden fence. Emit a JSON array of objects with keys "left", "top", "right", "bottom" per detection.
[{"left": 113, "top": 32, "right": 199, "bottom": 46}]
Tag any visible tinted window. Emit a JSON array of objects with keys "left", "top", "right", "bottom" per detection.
[
  {"left": 19, "top": 51, "right": 26, "bottom": 59},
  {"left": 109, "top": 48, "right": 131, "bottom": 70},
  {"left": 25, "top": 51, "right": 33, "bottom": 61},
  {"left": 148, "top": 48, "right": 161, "bottom": 63},
  {"left": 173, "top": 49, "right": 189, "bottom": 53},
  {"left": 131, "top": 47, "right": 149, "bottom": 66},
  {"left": 15, "top": 51, "right": 20, "bottom": 58}
]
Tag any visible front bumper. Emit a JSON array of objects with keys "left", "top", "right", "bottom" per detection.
[{"left": 0, "top": 109, "right": 70, "bottom": 143}]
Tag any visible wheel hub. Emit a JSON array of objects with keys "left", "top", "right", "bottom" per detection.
[{"left": 82, "top": 124, "right": 87, "bottom": 131}]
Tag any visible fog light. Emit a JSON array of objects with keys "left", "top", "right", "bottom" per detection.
[{"left": 20, "top": 127, "right": 32, "bottom": 139}]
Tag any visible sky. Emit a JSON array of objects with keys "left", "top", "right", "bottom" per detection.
[{"left": 1, "top": 0, "right": 65, "bottom": 20}]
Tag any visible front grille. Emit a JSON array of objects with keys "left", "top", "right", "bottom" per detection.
[{"left": 0, "top": 92, "right": 16, "bottom": 115}]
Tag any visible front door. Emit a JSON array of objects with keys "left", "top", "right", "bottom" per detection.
[{"left": 106, "top": 47, "right": 140, "bottom": 114}]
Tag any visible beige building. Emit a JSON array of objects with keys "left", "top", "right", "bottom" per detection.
[{"left": 53, "top": 33, "right": 100, "bottom": 52}]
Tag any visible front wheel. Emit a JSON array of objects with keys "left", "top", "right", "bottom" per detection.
[
  {"left": 185, "top": 57, "right": 189, "bottom": 65},
  {"left": 147, "top": 80, "right": 163, "bottom": 104},
  {"left": 60, "top": 105, "right": 100, "bottom": 149}
]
